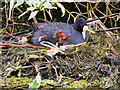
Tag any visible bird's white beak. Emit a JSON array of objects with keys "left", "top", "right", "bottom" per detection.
[{"left": 82, "top": 25, "right": 88, "bottom": 40}]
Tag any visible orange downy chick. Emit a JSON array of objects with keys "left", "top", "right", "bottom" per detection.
[
  {"left": 59, "top": 34, "right": 70, "bottom": 44},
  {"left": 54, "top": 30, "right": 65, "bottom": 38}
]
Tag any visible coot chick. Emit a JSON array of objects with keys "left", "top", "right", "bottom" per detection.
[
  {"left": 59, "top": 34, "right": 70, "bottom": 44},
  {"left": 54, "top": 30, "right": 65, "bottom": 38}
]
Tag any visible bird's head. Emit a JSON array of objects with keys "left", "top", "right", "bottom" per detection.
[
  {"left": 73, "top": 18, "right": 87, "bottom": 32},
  {"left": 74, "top": 18, "right": 88, "bottom": 41},
  {"left": 59, "top": 34, "right": 70, "bottom": 44},
  {"left": 58, "top": 30, "right": 65, "bottom": 37},
  {"left": 54, "top": 30, "right": 65, "bottom": 38}
]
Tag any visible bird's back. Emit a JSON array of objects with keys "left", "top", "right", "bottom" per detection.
[
  {"left": 32, "top": 18, "right": 88, "bottom": 46},
  {"left": 63, "top": 29, "right": 84, "bottom": 45},
  {"left": 32, "top": 22, "right": 73, "bottom": 46}
]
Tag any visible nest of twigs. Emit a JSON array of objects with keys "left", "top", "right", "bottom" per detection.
[{"left": 1, "top": 17, "right": 120, "bottom": 88}]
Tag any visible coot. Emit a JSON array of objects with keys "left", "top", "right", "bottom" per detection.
[{"left": 32, "top": 18, "right": 88, "bottom": 46}]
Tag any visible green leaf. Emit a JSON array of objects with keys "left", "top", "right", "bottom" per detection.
[
  {"left": 28, "top": 11, "right": 39, "bottom": 20},
  {"left": 43, "top": 2, "right": 51, "bottom": 8},
  {"left": 18, "top": 7, "right": 35, "bottom": 19},
  {"left": 88, "top": 28, "right": 96, "bottom": 33},
  {"left": 43, "top": 2, "right": 57, "bottom": 9},
  {"left": 87, "top": 41, "right": 91, "bottom": 46},
  {"left": 30, "top": 80, "right": 38, "bottom": 88},
  {"left": 56, "top": 3, "right": 65, "bottom": 17},
  {"left": 29, "top": 0, "right": 35, "bottom": 3},
  {"left": 18, "top": 69, "right": 21, "bottom": 77},
  {"left": 36, "top": 72, "right": 41, "bottom": 84},
  {"left": 39, "top": 2, "right": 43, "bottom": 10},
  {"left": 27, "top": 7, "right": 35, "bottom": 11},
  {"left": 29, "top": 72, "right": 41, "bottom": 88},
  {"left": 9, "top": 0, "right": 15, "bottom": 19},
  {"left": 25, "top": 52, "right": 28, "bottom": 56},
  {"left": 18, "top": 11, "right": 28, "bottom": 18},
  {"left": 14, "top": 0, "right": 24, "bottom": 8},
  {"left": 97, "top": 56, "right": 101, "bottom": 60}
]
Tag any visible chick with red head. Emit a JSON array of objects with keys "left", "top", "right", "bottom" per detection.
[
  {"left": 54, "top": 30, "right": 65, "bottom": 38},
  {"left": 59, "top": 34, "right": 70, "bottom": 44}
]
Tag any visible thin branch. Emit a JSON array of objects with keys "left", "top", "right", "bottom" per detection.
[
  {"left": 94, "top": 27, "right": 120, "bottom": 32},
  {"left": 0, "top": 43, "right": 50, "bottom": 49},
  {"left": 87, "top": 13, "right": 120, "bottom": 22}
]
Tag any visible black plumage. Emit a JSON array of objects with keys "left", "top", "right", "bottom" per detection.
[{"left": 32, "top": 18, "right": 88, "bottom": 46}]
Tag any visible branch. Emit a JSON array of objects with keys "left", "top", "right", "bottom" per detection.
[
  {"left": 94, "top": 27, "right": 120, "bottom": 32},
  {"left": 0, "top": 43, "right": 50, "bottom": 49},
  {"left": 87, "top": 13, "right": 120, "bottom": 22}
]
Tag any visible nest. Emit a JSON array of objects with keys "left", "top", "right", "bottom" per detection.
[{"left": 1, "top": 18, "right": 120, "bottom": 88}]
